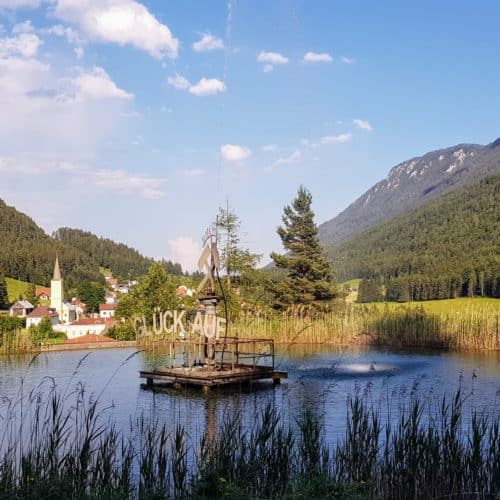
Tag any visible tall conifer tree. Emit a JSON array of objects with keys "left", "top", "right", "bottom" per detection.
[{"left": 270, "top": 186, "right": 336, "bottom": 308}]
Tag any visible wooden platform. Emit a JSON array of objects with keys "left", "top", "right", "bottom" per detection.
[{"left": 139, "top": 363, "right": 288, "bottom": 393}]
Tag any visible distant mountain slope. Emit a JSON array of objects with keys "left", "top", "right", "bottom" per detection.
[
  {"left": 319, "top": 137, "right": 500, "bottom": 245},
  {"left": 0, "top": 199, "right": 101, "bottom": 287},
  {"left": 54, "top": 228, "right": 183, "bottom": 279},
  {"left": 326, "top": 174, "right": 500, "bottom": 299},
  {"left": 0, "top": 199, "right": 183, "bottom": 289}
]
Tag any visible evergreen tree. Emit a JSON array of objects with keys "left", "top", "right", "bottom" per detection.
[
  {"left": 26, "top": 282, "right": 37, "bottom": 305},
  {"left": 270, "top": 186, "right": 336, "bottom": 308},
  {"left": 215, "top": 205, "right": 261, "bottom": 288},
  {"left": 0, "top": 270, "right": 8, "bottom": 309}
]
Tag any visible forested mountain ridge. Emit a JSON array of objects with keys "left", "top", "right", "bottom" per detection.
[
  {"left": 0, "top": 200, "right": 182, "bottom": 288},
  {"left": 327, "top": 174, "right": 500, "bottom": 300},
  {"left": 319, "top": 137, "right": 500, "bottom": 245},
  {"left": 54, "top": 228, "right": 182, "bottom": 279},
  {"left": 0, "top": 199, "right": 102, "bottom": 287}
]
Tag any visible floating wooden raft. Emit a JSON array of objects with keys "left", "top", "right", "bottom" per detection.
[{"left": 139, "top": 338, "right": 287, "bottom": 393}]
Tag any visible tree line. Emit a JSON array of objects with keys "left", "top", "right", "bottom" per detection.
[
  {"left": 0, "top": 199, "right": 183, "bottom": 292},
  {"left": 331, "top": 174, "right": 500, "bottom": 302}
]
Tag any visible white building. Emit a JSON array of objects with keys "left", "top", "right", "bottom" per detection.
[
  {"left": 99, "top": 303, "right": 116, "bottom": 318},
  {"left": 26, "top": 307, "right": 59, "bottom": 328},
  {"left": 50, "top": 255, "right": 77, "bottom": 324},
  {"left": 55, "top": 318, "right": 115, "bottom": 340}
]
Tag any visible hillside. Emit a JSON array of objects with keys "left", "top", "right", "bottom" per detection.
[
  {"left": 319, "top": 137, "right": 500, "bottom": 245},
  {"left": 327, "top": 174, "right": 500, "bottom": 300},
  {"left": 54, "top": 228, "right": 183, "bottom": 279},
  {"left": 0, "top": 199, "right": 102, "bottom": 287},
  {"left": 0, "top": 199, "right": 182, "bottom": 289}
]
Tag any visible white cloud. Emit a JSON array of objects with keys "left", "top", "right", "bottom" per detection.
[
  {"left": 0, "top": 32, "right": 42, "bottom": 58},
  {"left": 168, "top": 74, "right": 226, "bottom": 96},
  {"left": 71, "top": 66, "right": 133, "bottom": 100},
  {"left": 265, "top": 150, "right": 301, "bottom": 171},
  {"left": 12, "top": 20, "right": 34, "bottom": 33},
  {"left": 261, "top": 144, "right": 278, "bottom": 152},
  {"left": 151, "top": 148, "right": 160, "bottom": 154},
  {"left": 46, "top": 24, "right": 84, "bottom": 45},
  {"left": 167, "top": 74, "right": 190, "bottom": 90},
  {"left": 189, "top": 77, "right": 225, "bottom": 96},
  {"left": 262, "top": 64, "right": 273, "bottom": 73},
  {"left": 167, "top": 236, "right": 202, "bottom": 273},
  {"left": 74, "top": 46, "right": 84, "bottom": 59},
  {"left": 341, "top": 56, "right": 355, "bottom": 64},
  {"left": 320, "top": 133, "right": 352, "bottom": 144},
  {"left": 353, "top": 119, "right": 373, "bottom": 131},
  {"left": 257, "top": 51, "right": 288, "bottom": 64},
  {"left": 303, "top": 51, "right": 332, "bottom": 63},
  {"left": 53, "top": 0, "right": 179, "bottom": 59},
  {"left": 192, "top": 32, "right": 224, "bottom": 52},
  {"left": 220, "top": 144, "right": 251, "bottom": 162},
  {"left": 0, "top": 156, "right": 167, "bottom": 199},
  {"left": 182, "top": 168, "right": 205, "bottom": 177}
]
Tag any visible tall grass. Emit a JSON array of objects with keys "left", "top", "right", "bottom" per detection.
[
  {"left": 233, "top": 301, "right": 500, "bottom": 350},
  {"left": 0, "top": 384, "right": 498, "bottom": 498}
]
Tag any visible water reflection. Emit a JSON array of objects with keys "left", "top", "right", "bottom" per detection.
[{"left": 0, "top": 345, "right": 499, "bottom": 445}]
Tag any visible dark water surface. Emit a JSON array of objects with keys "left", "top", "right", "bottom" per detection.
[{"left": 1, "top": 345, "right": 499, "bottom": 444}]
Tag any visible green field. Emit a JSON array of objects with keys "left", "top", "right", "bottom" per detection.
[
  {"left": 5, "top": 277, "right": 31, "bottom": 303},
  {"left": 357, "top": 297, "right": 500, "bottom": 314}
]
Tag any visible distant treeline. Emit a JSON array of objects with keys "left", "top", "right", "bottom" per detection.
[
  {"left": 328, "top": 174, "right": 500, "bottom": 301},
  {"left": 0, "top": 199, "right": 182, "bottom": 288},
  {"left": 54, "top": 228, "right": 182, "bottom": 280}
]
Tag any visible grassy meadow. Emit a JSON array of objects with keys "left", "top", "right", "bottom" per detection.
[{"left": 5, "top": 277, "right": 31, "bottom": 303}]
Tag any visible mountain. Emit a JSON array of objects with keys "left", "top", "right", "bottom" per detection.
[
  {"left": 327, "top": 174, "right": 500, "bottom": 300},
  {"left": 319, "top": 137, "right": 500, "bottom": 245},
  {"left": 0, "top": 199, "right": 102, "bottom": 287},
  {"left": 0, "top": 199, "right": 182, "bottom": 288},
  {"left": 54, "top": 228, "right": 182, "bottom": 279}
]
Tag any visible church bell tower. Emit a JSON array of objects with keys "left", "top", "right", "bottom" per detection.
[{"left": 50, "top": 253, "right": 64, "bottom": 321}]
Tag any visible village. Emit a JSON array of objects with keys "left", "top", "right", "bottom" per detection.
[{"left": 8, "top": 256, "right": 129, "bottom": 343}]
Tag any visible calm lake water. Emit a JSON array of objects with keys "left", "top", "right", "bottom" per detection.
[{"left": 1, "top": 345, "right": 499, "bottom": 444}]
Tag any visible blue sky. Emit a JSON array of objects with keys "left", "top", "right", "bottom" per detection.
[{"left": 0, "top": 0, "right": 499, "bottom": 271}]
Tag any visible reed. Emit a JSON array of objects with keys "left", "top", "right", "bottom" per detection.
[
  {"left": 0, "top": 384, "right": 498, "bottom": 498},
  {"left": 233, "top": 301, "right": 500, "bottom": 350}
]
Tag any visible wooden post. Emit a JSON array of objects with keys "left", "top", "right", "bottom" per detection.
[
  {"left": 202, "top": 385, "right": 211, "bottom": 395},
  {"left": 146, "top": 378, "right": 153, "bottom": 387}
]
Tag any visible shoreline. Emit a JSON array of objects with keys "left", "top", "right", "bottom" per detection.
[{"left": 1, "top": 337, "right": 499, "bottom": 355}]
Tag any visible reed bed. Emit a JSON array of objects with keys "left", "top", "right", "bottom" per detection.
[
  {"left": 0, "top": 384, "right": 498, "bottom": 499},
  {"left": 233, "top": 301, "right": 500, "bottom": 350}
]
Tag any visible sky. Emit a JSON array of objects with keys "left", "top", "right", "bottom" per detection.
[{"left": 0, "top": 0, "right": 499, "bottom": 271}]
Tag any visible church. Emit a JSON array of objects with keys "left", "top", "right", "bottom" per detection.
[{"left": 50, "top": 254, "right": 78, "bottom": 324}]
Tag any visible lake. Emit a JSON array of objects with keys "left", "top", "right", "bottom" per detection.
[{"left": 1, "top": 345, "right": 499, "bottom": 445}]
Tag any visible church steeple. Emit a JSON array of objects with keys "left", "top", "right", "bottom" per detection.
[
  {"left": 51, "top": 253, "right": 64, "bottom": 322},
  {"left": 53, "top": 253, "right": 61, "bottom": 281}
]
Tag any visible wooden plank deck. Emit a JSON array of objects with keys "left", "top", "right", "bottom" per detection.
[{"left": 139, "top": 363, "right": 287, "bottom": 392}]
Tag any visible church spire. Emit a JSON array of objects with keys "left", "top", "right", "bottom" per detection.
[{"left": 53, "top": 253, "right": 61, "bottom": 281}]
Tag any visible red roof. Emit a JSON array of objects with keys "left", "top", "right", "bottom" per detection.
[
  {"left": 36, "top": 287, "right": 51, "bottom": 298},
  {"left": 64, "top": 334, "right": 117, "bottom": 344},
  {"left": 27, "top": 306, "right": 58, "bottom": 318},
  {"left": 99, "top": 303, "right": 116, "bottom": 311}
]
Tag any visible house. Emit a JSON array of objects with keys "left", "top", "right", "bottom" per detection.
[
  {"left": 116, "top": 283, "right": 129, "bottom": 294},
  {"left": 36, "top": 287, "right": 51, "bottom": 302},
  {"left": 105, "top": 277, "right": 118, "bottom": 289},
  {"left": 70, "top": 298, "right": 86, "bottom": 318},
  {"left": 9, "top": 300, "right": 34, "bottom": 318},
  {"left": 105, "top": 291, "right": 118, "bottom": 304},
  {"left": 26, "top": 307, "right": 59, "bottom": 328},
  {"left": 99, "top": 303, "right": 116, "bottom": 318},
  {"left": 55, "top": 317, "right": 117, "bottom": 340}
]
